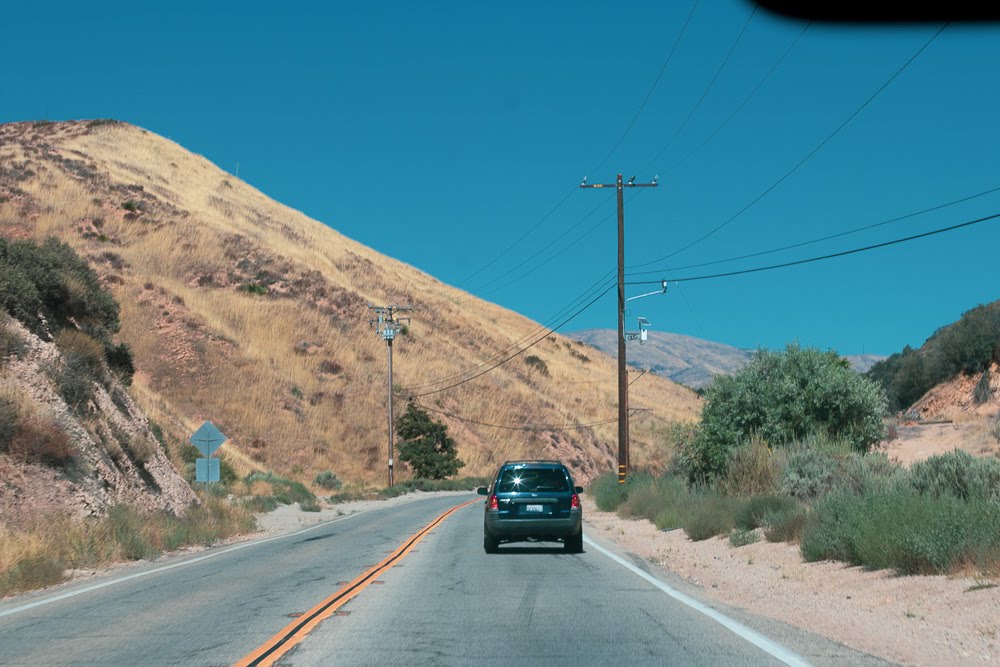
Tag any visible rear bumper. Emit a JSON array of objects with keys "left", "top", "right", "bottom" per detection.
[{"left": 486, "top": 512, "right": 582, "bottom": 540}]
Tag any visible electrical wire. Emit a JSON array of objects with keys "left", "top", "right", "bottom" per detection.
[
  {"left": 406, "top": 282, "right": 617, "bottom": 398},
  {"left": 639, "top": 6, "right": 758, "bottom": 174},
  {"left": 402, "top": 271, "right": 616, "bottom": 391},
  {"left": 657, "top": 20, "right": 811, "bottom": 178},
  {"left": 413, "top": 401, "right": 620, "bottom": 432},
  {"left": 627, "top": 183, "right": 1000, "bottom": 276},
  {"left": 625, "top": 210, "right": 1000, "bottom": 285},
  {"left": 454, "top": 186, "right": 577, "bottom": 288},
  {"left": 478, "top": 189, "right": 647, "bottom": 299},
  {"left": 587, "top": 0, "right": 700, "bottom": 177},
  {"left": 630, "top": 22, "right": 950, "bottom": 270},
  {"left": 451, "top": 0, "right": 699, "bottom": 295}
]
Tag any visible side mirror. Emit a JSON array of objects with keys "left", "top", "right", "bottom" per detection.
[
  {"left": 575, "top": 486, "right": 584, "bottom": 494},
  {"left": 477, "top": 487, "right": 488, "bottom": 495}
]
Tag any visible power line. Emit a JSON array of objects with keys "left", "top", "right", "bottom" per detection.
[
  {"left": 402, "top": 270, "right": 615, "bottom": 392},
  {"left": 631, "top": 22, "right": 949, "bottom": 270},
  {"left": 627, "top": 182, "right": 1000, "bottom": 277},
  {"left": 625, "top": 210, "right": 1000, "bottom": 285},
  {"left": 413, "top": 401, "right": 620, "bottom": 432},
  {"left": 587, "top": 0, "right": 701, "bottom": 177},
  {"left": 454, "top": 186, "right": 577, "bottom": 288},
  {"left": 405, "top": 282, "right": 616, "bottom": 398},
  {"left": 451, "top": 0, "right": 698, "bottom": 295},
  {"left": 478, "top": 190, "right": 648, "bottom": 299},
  {"left": 468, "top": 195, "right": 612, "bottom": 294},
  {"left": 657, "top": 20, "right": 811, "bottom": 178},
  {"left": 639, "top": 5, "right": 758, "bottom": 173}
]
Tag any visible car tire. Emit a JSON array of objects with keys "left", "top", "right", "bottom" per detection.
[
  {"left": 564, "top": 530, "right": 583, "bottom": 553},
  {"left": 484, "top": 530, "right": 499, "bottom": 554}
]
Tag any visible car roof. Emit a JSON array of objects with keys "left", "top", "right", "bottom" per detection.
[{"left": 499, "top": 460, "right": 567, "bottom": 468}]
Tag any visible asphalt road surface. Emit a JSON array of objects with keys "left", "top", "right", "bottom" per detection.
[{"left": 0, "top": 494, "right": 894, "bottom": 666}]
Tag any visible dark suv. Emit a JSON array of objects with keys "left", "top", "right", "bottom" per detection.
[{"left": 477, "top": 460, "right": 584, "bottom": 553}]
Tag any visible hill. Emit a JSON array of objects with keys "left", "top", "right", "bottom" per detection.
[
  {"left": 0, "top": 120, "right": 700, "bottom": 487},
  {"left": 569, "top": 329, "right": 883, "bottom": 390},
  {"left": 867, "top": 299, "right": 1000, "bottom": 413},
  {"left": 569, "top": 329, "right": 750, "bottom": 390}
]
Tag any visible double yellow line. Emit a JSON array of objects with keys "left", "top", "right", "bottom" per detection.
[{"left": 234, "top": 498, "right": 478, "bottom": 667}]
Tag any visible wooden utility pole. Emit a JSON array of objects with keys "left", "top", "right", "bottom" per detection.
[
  {"left": 580, "top": 174, "right": 657, "bottom": 483},
  {"left": 368, "top": 304, "right": 412, "bottom": 487}
]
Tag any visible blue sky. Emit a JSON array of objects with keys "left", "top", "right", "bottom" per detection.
[{"left": 4, "top": 1, "right": 999, "bottom": 356}]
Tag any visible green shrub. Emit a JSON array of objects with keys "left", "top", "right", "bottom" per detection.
[
  {"left": 0, "top": 394, "right": 19, "bottom": 453},
  {"left": 524, "top": 354, "right": 549, "bottom": 376},
  {"left": 678, "top": 345, "right": 886, "bottom": 484},
  {"left": 735, "top": 495, "right": 800, "bottom": 530},
  {"left": 238, "top": 282, "right": 268, "bottom": 295},
  {"left": 108, "top": 506, "right": 159, "bottom": 560},
  {"left": 909, "top": 450, "right": 1000, "bottom": 501},
  {"left": 314, "top": 470, "right": 342, "bottom": 490},
  {"left": 589, "top": 472, "right": 630, "bottom": 511},
  {"left": 683, "top": 494, "right": 740, "bottom": 541},
  {"left": 0, "top": 237, "right": 121, "bottom": 344},
  {"left": 243, "top": 471, "right": 315, "bottom": 506},
  {"left": 0, "top": 319, "right": 26, "bottom": 359},
  {"left": 619, "top": 473, "right": 691, "bottom": 524},
  {"left": 800, "top": 486, "right": 1000, "bottom": 574},
  {"left": 299, "top": 497, "right": 321, "bottom": 512},
  {"left": 780, "top": 443, "right": 842, "bottom": 502},
  {"left": 762, "top": 505, "right": 808, "bottom": 543},
  {"left": 718, "top": 437, "right": 780, "bottom": 496},
  {"left": 838, "top": 451, "right": 904, "bottom": 496},
  {"left": 729, "top": 527, "right": 760, "bottom": 547},
  {"left": 974, "top": 368, "right": 993, "bottom": 405}
]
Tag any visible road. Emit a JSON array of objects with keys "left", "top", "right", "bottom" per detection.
[{"left": 0, "top": 494, "right": 893, "bottom": 666}]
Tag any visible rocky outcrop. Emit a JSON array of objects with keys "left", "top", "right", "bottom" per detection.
[{"left": 0, "top": 318, "right": 195, "bottom": 527}]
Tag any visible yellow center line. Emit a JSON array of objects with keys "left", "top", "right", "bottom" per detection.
[{"left": 233, "top": 498, "right": 479, "bottom": 667}]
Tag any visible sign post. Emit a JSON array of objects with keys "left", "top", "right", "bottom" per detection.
[{"left": 191, "top": 421, "right": 227, "bottom": 487}]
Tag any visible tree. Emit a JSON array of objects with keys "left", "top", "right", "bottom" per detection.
[
  {"left": 395, "top": 403, "right": 464, "bottom": 480},
  {"left": 677, "top": 344, "right": 887, "bottom": 484}
]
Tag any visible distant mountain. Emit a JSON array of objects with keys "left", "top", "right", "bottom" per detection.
[{"left": 568, "top": 330, "right": 884, "bottom": 390}]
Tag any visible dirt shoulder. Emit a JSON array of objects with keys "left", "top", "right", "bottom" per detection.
[{"left": 584, "top": 497, "right": 1000, "bottom": 667}]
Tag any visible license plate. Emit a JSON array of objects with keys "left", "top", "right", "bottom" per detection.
[{"left": 525, "top": 504, "right": 544, "bottom": 513}]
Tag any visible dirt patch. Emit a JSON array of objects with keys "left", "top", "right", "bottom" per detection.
[{"left": 584, "top": 498, "right": 1000, "bottom": 667}]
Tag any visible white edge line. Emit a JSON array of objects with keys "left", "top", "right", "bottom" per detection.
[
  {"left": 584, "top": 534, "right": 812, "bottom": 667},
  {"left": 0, "top": 510, "right": 367, "bottom": 619}
]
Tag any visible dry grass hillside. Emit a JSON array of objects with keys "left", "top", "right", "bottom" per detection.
[{"left": 0, "top": 120, "right": 700, "bottom": 488}]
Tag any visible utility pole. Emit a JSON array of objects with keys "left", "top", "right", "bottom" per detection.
[
  {"left": 580, "top": 174, "right": 658, "bottom": 484},
  {"left": 368, "top": 304, "right": 412, "bottom": 487}
]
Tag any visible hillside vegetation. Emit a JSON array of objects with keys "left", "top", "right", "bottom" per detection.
[
  {"left": 867, "top": 300, "right": 1000, "bottom": 413},
  {"left": 0, "top": 120, "right": 700, "bottom": 488},
  {"left": 593, "top": 345, "right": 1000, "bottom": 577}
]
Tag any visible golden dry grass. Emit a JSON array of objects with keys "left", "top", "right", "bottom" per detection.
[{"left": 0, "top": 120, "right": 701, "bottom": 487}]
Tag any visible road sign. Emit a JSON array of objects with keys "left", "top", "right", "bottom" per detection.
[
  {"left": 191, "top": 421, "right": 226, "bottom": 457},
  {"left": 196, "top": 458, "right": 221, "bottom": 483}
]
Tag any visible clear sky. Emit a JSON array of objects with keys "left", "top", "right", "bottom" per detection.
[{"left": 4, "top": 1, "right": 999, "bottom": 356}]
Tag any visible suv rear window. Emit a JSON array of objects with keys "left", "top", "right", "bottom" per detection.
[{"left": 495, "top": 467, "right": 570, "bottom": 493}]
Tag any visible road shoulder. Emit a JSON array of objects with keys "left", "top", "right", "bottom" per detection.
[{"left": 583, "top": 497, "right": 1000, "bottom": 667}]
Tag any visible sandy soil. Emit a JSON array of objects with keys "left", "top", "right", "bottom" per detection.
[{"left": 584, "top": 497, "right": 1000, "bottom": 667}]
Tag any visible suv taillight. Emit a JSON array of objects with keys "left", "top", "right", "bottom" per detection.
[
  {"left": 487, "top": 494, "right": 499, "bottom": 511},
  {"left": 570, "top": 493, "right": 580, "bottom": 510}
]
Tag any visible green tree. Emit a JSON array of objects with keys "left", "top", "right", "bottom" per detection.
[
  {"left": 395, "top": 403, "right": 464, "bottom": 480},
  {"left": 677, "top": 344, "right": 887, "bottom": 484},
  {"left": 0, "top": 237, "right": 133, "bottom": 383}
]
